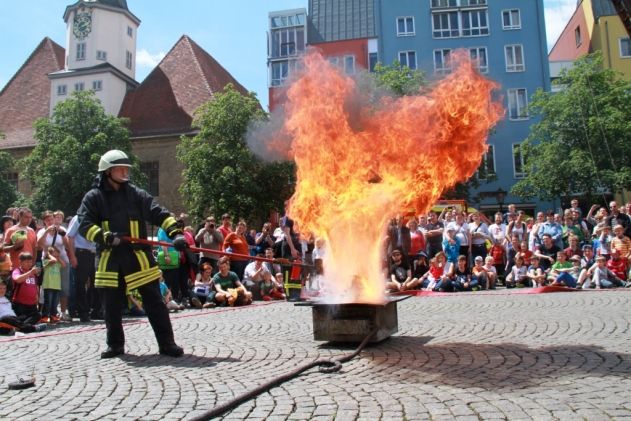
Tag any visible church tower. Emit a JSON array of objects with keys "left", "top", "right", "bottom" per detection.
[{"left": 48, "top": 0, "right": 140, "bottom": 115}]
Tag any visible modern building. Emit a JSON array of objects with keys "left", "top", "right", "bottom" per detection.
[
  {"left": 268, "top": 0, "right": 553, "bottom": 214},
  {"left": 0, "top": 0, "right": 252, "bottom": 214},
  {"left": 549, "top": 0, "right": 631, "bottom": 81}
]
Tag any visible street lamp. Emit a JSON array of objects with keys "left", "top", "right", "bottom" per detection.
[{"left": 496, "top": 188, "right": 507, "bottom": 213}]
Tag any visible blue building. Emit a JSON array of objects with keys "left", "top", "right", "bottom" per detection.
[{"left": 268, "top": 0, "right": 554, "bottom": 214}]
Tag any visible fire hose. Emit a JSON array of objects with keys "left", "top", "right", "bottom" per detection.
[
  {"left": 189, "top": 326, "right": 379, "bottom": 421},
  {"left": 120, "top": 236, "right": 313, "bottom": 268}
]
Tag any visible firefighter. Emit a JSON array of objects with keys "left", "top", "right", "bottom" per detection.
[{"left": 77, "top": 150, "right": 187, "bottom": 359}]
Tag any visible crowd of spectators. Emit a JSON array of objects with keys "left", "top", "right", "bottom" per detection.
[{"left": 385, "top": 199, "right": 631, "bottom": 293}]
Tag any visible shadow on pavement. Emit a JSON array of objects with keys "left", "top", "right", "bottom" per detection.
[
  {"left": 364, "top": 336, "right": 631, "bottom": 390},
  {"left": 121, "top": 354, "right": 241, "bottom": 368}
]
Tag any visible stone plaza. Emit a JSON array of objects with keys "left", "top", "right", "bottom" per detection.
[{"left": 1, "top": 290, "right": 630, "bottom": 420}]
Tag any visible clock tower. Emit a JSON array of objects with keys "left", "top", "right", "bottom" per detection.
[{"left": 48, "top": 0, "right": 140, "bottom": 115}]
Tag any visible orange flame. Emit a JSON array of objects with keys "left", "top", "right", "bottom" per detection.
[{"left": 282, "top": 51, "right": 503, "bottom": 303}]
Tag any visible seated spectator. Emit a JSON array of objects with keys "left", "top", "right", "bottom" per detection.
[
  {"left": 452, "top": 255, "right": 478, "bottom": 292},
  {"left": 505, "top": 255, "right": 528, "bottom": 288},
  {"left": 191, "top": 263, "right": 216, "bottom": 308},
  {"left": 606, "top": 249, "right": 629, "bottom": 282},
  {"left": 260, "top": 271, "right": 286, "bottom": 301},
  {"left": 504, "top": 235, "right": 521, "bottom": 276},
  {"left": 212, "top": 257, "right": 252, "bottom": 306},
  {"left": 527, "top": 256, "right": 547, "bottom": 287},
  {"left": 417, "top": 253, "right": 448, "bottom": 291},
  {"left": 488, "top": 241, "right": 505, "bottom": 282},
  {"left": 386, "top": 248, "right": 411, "bottom": 293},
  {"left": 548, "top": 251, "right": 573, "bottom": 284},
  {"left": 0, "top": 280, "right": 45, "bottom": 334},
  {"left": 550, "top": 254, "right": 581, "bottom": 288},
  {"left": 482, "top": 256, "right": 498, "bottom": 289},
  {"left": 11, "top": 252, "right": 41, "bottom": 325},
  {"left": 243, "top": 256, "right": 271, "bottom": 299},
  {"left": 589, "top": 255, "right": 627, "bottom": 288},
  {"left": 472, "top": 255, "right": 490, "bottom": 290},
  {"left": 534, "top": 234, "right": 560, "bottom": 272},
  {"left": 159, "top": 276, "right": 184, "bottom": 312},
  {"left": 126, "top": 289, "right": 144, "bottom": 317},
  {"left": 519, "top": 240, "right": 533, "bottom": 266},
  {"left": 563, "top": 235, "right": 582, "bottom": 260}
]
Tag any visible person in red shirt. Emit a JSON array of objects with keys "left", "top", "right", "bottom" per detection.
[
  {"left": 607, "top": 249, "right": 629, "bottom": 282},
  {"left": 3, "top": 208, "right": 37, "bottom": 271},
  {"left": 11, "top": 252, "right": 42, "bottom": 325},
  {"left": 407, "top": 218, "right": 426, "bottom": 264},
  {"left": 218, "top": 213, "right": 233, "bottom": 240},
  {"left": 222, "top": 220, "right": 250, "bottom": 280}
]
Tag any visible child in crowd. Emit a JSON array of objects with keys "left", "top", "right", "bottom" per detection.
[
  {"left": 127, "top": 289, "right": 145, "bottom": 316},
  {"left": 411, "top": 252, "right": 430, "bottom": 282},
  {"left": 611, "top": 224, "right": 631, "bottom": 263},
  {"left": 442, "top": 227, "right": 460, "bottom": 275},
  {"left": 0, "top": 248, "right": 12, "bottom": 297},
  {"left": 451, "top": 255, "right": 476, "bottom": 292},
  {"left": 588, "top": 256, "right": 627, "bottom": 289},
  {"left": 527, "top": 256, "right": 547, "bottom": 287},
  {"left": 260, "top": 271, "right": 286, "bottom": 301},
  {"left": 0, "top": 280, "right": 46, "bottom": 335},
  {"left": 472, "top": 255, "right": 490, "bottom": 290},
  {"left": 489, "top": 242, "right": 505, "bottom": 281},
  {"left": 505, "top": 255, "right": 528, "bottom": 288},
  {"left": 192, "top": 262, "right": 216, "bottom": 309},
  {"left": 483, "top": 256, "right": 498, "bottom": 289},
  {"left": 550, "top": 254, "right": 581, "bottom": 288},
  {"left": 504, "top": 235, "right": 521, "bottom": 277},
  {"left": 597, "top": 224, "right": 613, "bottom": 260},
  {"left": 159, "top": 276, "right": 184, "bottom": 312},
  {"left": 41, "top": 246, "right": 64, "bottom": 323},
  {"left": 519, "top": 240, "right": 533, "bottom": 266},
  {"left": 606, "top": 249, "right": 629, "bottom": 282},
  {"left": 11, "top": 252, "right": 42, "bottom": 325}
]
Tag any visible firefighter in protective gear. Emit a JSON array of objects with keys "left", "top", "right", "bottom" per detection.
[{"left": 77, "top": 149, "right": 187, "bottom": 359}]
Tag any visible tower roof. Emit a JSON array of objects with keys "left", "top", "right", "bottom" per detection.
[
  {"left": 64, "top": 0, "right": 140, "bottom": 25},
  {"left": 0, "top": 38, "right": 65, "bottom": 150},
  {"left": 119, "top": 35, "right": 253, "bottom": 137}
]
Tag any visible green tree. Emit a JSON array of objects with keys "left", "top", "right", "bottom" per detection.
[
  {"left": 373, "top": 61, "right": 426, "bottom": 96},
  {"left": 177, "top": 84, "right": 276, "bottom": 223},
  {"left": 0, "top": 148, "right": 20, "bottom": 211},
  {"left": 21, "top": 90, "right": 142, "bottom": 215},
  {"left": 512, "top": 52, "right": 631, "bottom": 202}
]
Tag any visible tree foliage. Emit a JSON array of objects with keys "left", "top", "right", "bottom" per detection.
[
  {"left": 177, "top": 84, "right": 293, "bottom": 224},
  {"left": 0, "top": 148, "right": 21, "bottom": 211},
  {"left": 512, "top": 52, "right": 631, "bottom": 202},
  {"left": 21, "top": 91, "right": 143, "bottom": 215},
  {"left": 373, "top": 61, "right": 426, "bottom": 96}
]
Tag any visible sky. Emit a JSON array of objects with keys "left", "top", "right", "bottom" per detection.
[{"left": 0, "top": 0, "right": 577, "bottom": 110}]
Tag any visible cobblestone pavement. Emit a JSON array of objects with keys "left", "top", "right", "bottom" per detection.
[{"left": 1, "top": 290, "right": 631, "bottom": 420}]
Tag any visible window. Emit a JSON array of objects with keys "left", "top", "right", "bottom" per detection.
[
  {"left": 126, "top": 51, "right": 132, "bottom": 69},
  {"left": 502, "top": 9, "right": 521, "bottom": 30},
  {"left": 76, "top": 43, "right": 86, "bottom": 60},
  {"left": 431, "top": 0, "right": 457, "bottom": 8},
  {"left": 469, "top": 47, "right": 488, "bottom": 73},
  {"left": 96, "top": 50, "right": 107, "bottom": 61},
  {"left": 461, "top": 0, "right": 486, "bottom": 5},
  {"left": 271, "top": 12, "right": 306, "bottom": 28},
  {"left": 270, "top": 27, "right": 305, "bottom": 58},
  {"left": 575, "top": 26, "right": 582, "bottom": 47},
  {"left": 478, "top": 144, "right": 495, "bottom": 179},
  {"left": 92, "top": 80, "right": 102, "bottom": 91},
  {"left": 461, "top": 9, "right": 489, "bottom": 36},
  {"left": 433, "top": 49, "right": 452, "bottom": 74},
  {"left": 368, "top": 52, "right": 378, "bottom": 72},
  {"left": 507, "top": 88, "right": 529, "bottom": 120},
  {"left": 127, "top": 26, "right": 133, "bottom": 37},
  {"left": 398, "top": 51, "right": 417, "bottom": 70},
  {"left": 57, "top": 85, "right": 67, "bottom": 96},
  {"left": 271, "top": 61, "right": 289, "bottom": 86},
  {"left": 397, "top": 17, "right": 415, "bottom": 36},
  {"left": 74, "top": 82, "right": 85, "bottom": 92},
  {"left": 505, "top": 44, "right": 525, "bottom": 72},
  {"left": 432, "top": 11, "right": 459, "bottom": 38},
  {"left": 4, "top": 172, "right": 18, "bottom": 190},
  {"left": 140, "top": 161, "right": 159, "bottom": 196},
  {"left": 344, "top": 55, "right": 355, "bottom": 75},
  {"left": 512, "top": 143, "right": 526, "bottom": 178},
  {"left": 620, "top": 38, "right": 631, "bottom": 58}
]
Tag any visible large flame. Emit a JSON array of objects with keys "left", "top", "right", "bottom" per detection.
[{"left": 281, "top": 51, "right": 502, "bottom": 303}]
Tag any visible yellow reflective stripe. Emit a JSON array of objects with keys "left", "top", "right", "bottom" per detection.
[
  {"left": 161, "top": 216, "right": 177, "bottom": 231},
  {"left": 125, "top": 265, "right": 160, "bottom": 282},
  {"left": 95, "top": 272, "right": 119, "bottom": 288},
  {"left": 86, "top": 225, "right": 101, "bottom": 242},
  {"left": 125, "top": 267, "right": 161, "bottom": 292},
  {"left": 102, "top": 220, "right": 110, "bottom": 232},
  {"left": 134, "top": 250, "right": 150, "bottom": 272},
  {"left": 98, "top": 250, "right": 111, "bottom": 273},
  {"left": 129, "top": 220, "right": 140, "bottom": 239}
]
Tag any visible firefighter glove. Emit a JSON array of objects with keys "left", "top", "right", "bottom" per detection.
[{"left": 104, "top": 231, "right": 123, "bottom": 247}]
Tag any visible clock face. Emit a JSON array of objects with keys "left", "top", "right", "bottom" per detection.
[{"left": 73, "top": 12, "right": 92, "bottom": 40}]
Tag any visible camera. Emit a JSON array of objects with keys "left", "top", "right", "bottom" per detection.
[{"left": 208, "top": 223, "right": 215, "bottom": 229}]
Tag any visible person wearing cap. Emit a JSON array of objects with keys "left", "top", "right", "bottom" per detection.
[
  {"left": 442, "top": 226, "right": 460, "bottom": 275},
  {"left": 472, "top": 255, "right": 490, "bottom": 290},
  {"left": 77, "top": 150, "right": 186, "bottom": 359},
  {"left": 526, "top": 256, "right": 546, "bottom": 287}
]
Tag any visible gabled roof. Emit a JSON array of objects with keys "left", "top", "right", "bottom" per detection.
[
  {"left": 0, "top": 38, "right": 65, "bottom": 150},
  {"left": 119, "top": 35, "right": 251, "bottom": 137},
  {"left": 64, "top": 0, "right": 140, "bottom": 25},
  {"left": 591, "top": 0, "right": 618, "bottom": 18}
]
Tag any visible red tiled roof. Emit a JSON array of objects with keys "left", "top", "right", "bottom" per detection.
[
  {"left": 0, "top": 38, "right": 65, "bottom": 149},
  {"left": 119, "top": 35, "right": 251, "bottom": 137}
]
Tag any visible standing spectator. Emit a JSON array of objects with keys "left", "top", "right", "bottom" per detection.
[
  {"left": 448, "top": 212, "right": 470, "bottom": 259},
  {"left": 3, "top": 208, "right": 37, "bottom": 273},
  {"left": 222, "top": 220, "right": 251, "bottom": 281},
  {"left": 218, "top": 213, "right": 233, "bottom": 240},
  {"left": 506, "top": 211, "right": 527, "bottom": 243},
  {"left": 424, "top": 212, "right": 444, "bottom": 258},
  {"left": 254, "top": 222, "right": 275, "bottom": 255},
  {"left": 528, "top": 212, "right": 545, "bottom": 251},
  {"left": 539, "top": 211, "right": 564, "bottom": 250},
  {"left": 469, "top": 212, "right": 490, "bottom": 261},
  {"left": 407, "top": 218, "right": 426, "bottom": 262},
  {"left": 611, "top": 224, "right": 630, "bottom": 262},
  {"left": 569, "top": 199, "right": 583, "bottom": 220},
  {"left": 503, "top": 204, "right": 517, "bottom": 224},
  {"left": 0, "top": 215, "right": 15, "bottom": 241},
  {"left": 37, "top": 211, "right": 72, "bottom": 321},
  {"left": 488, "top": 212, "right": 507, "bottom": 247},
  {"left": 607, "top": 201, "right": 631, "bottom": 238},
  {"left": 158, "top": 226, "right": 185, "bottom": 306},
  {"left": 195, "top": 216, "right": 224, "bottom": 273},
  {"left": 386, "top": 215, "right": 411, "bottom": 258},
  {"left": 41, "top": 246, "right": 64, "bottom": 323},
  {"left": 67, "top": 214, "right": 98, "bottom": 322}
]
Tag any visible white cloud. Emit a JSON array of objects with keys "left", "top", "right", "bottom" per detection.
[
  {"left": 136, "top": 48, "right": 166, "bottom": 68},
  {"left": 544, "top": 0, "right": 578, "bottom": 51}
]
